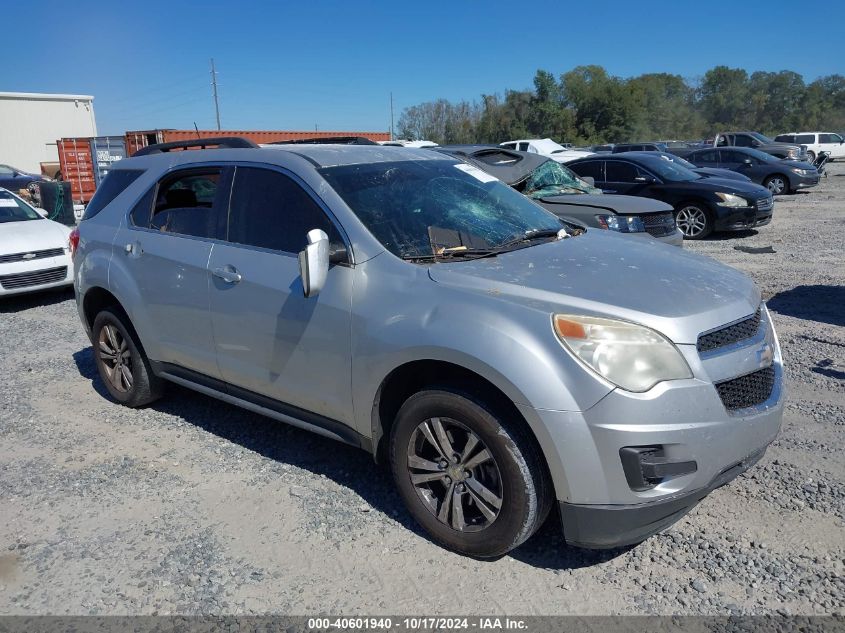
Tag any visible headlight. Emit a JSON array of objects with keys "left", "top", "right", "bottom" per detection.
[
  {"left": 715, "top": 192, "right": 749, "bottom": 207},
  {"left": 595, "top": 214, "right": 646, "bottom": 233},
  {"left": 794, "top": 168, "right": 815, "bottom": 176},
  {"left": 553, "top": 314, "right": 692, "bottom": 392}
]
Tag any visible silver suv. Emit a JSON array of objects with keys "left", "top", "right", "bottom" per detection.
[{"left": 72, "top": 139, "right": 784, "bottom": 558}]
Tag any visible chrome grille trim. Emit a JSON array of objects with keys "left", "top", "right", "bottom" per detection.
[{"left": 0, "top": 247, "right": 65, "bottom": 264}]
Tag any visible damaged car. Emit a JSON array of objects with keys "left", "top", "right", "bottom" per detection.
[
  {"left": 73, "top": 140, "right": 783, "bottom": 558},
  {"left": 435, "top": 145, "right": 683, "bottom": 246}
]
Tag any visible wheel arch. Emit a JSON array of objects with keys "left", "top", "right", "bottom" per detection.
[{"left": 369, "top": 358, "right": 562, "bottom": 501}]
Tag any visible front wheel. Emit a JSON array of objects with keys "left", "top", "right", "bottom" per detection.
[
  {"left": 389, "top": 390, "right": 551, "bottom": 558},
  {"left": 806, "top": 150, "right": 816, "bottom": 163},
  {"left": 675, "top": 203, "right": 713, "bottom": 239},
  {"left": 764, "top": 174, "right": 789, "bottom": 195}
]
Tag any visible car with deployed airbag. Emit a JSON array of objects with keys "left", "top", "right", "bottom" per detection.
[{"left": 72, "top": 139, "right": 783, "bottom": 557}]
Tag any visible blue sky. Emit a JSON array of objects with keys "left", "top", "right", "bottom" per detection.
[{"left": 5, "top": 0, "right": 844, "bottom": 135}]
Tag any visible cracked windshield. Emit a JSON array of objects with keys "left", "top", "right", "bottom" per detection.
[{"left": 522, "top": 160, "right": 601, "bottom": 197}]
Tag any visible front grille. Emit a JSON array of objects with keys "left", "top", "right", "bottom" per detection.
[
  {"left": 0, "top": 266, "right": 67, "bottom": 290},
  {"left": 0, "top": 247, "right": 65, "bottom": 264},
  {"left": 641, "top": 212, "right": 677, "bottom": 237},
  {"left": 715, "top": 366, "right": 776, "bottom": 411},
  {"left": 697, "top": 307, "right": 762, "bottom": 353},
  {"left": 756, "top": 196, "right": 773, "bottom": 212}
]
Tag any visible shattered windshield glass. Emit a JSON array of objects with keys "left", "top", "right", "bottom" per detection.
[
  {"left": 319, "top": 160, "right": 565, "bottom": 260},
  {"left": 522, "top": 160, "right": 601, "bottom": 197}
]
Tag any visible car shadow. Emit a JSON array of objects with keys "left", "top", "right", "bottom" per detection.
[
  {"left": 71, "top": 345, "right": 625, "bottom": 570},
  {"left": 0, "top": 287, "right": 74, "bottom": 313},
  {"left": 767, "top": 285, "right": 845, "bottom": 327},
  {"left": 811, "top": 359, "right": 845, "bottom": 381},
  {"left": 702, "top": 229, "right": 758, "bottom": 241}
]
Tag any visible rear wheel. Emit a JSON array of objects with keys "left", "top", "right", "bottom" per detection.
[
  {"left": 92, "top": 309, "right": 164, "bottom": 407},
  {"left": 764, "top": 174, "right": 789, "bottom": 195},
  {"left": 675, "top": 203, "right": 713, "bottom": 239},
  {"left": 806, "top": 150, "right": 816, "bottom": 163},
  {"left": 389, "top": 390, "right": 551, "bottom": 558}
]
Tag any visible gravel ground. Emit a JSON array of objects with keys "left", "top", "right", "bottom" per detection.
[{"left": 0, "top": 164, "right": 843, "bottom": 617}]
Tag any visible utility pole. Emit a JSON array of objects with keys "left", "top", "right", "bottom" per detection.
[
  {"left": 210, "top": 58, "right": 221, "bottom": 131},
  {"left": 390, "top": 92, "right": 394, "bottom": 140}
]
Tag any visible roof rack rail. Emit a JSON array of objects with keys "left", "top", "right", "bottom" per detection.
[
  {"left": 132, "top": 137, "right": 258, "bottom": 157},
  {"left": 269, "top": 136, "right": 378, "bottom": 146}
]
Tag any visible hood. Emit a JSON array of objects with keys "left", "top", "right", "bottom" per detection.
[
  {"left": 694, "top": 167, "right": 749, "bottom": 182},
  {"left": 539, "top": 193, "right": 673, "bottom": 214},
  {"left": 690, "top": 176, "right": 770, "bottom": 198},
  {"left": 427, "top": 230, "right": 759, "bottom": 345},
  {"left": 779, "top": 159, "right": 815, "bottom": 170},
  {"left": 0, "top": 219, "right": 71, "bottom": 255}
]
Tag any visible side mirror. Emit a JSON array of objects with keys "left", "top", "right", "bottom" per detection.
[
  {"left": 35, "top": 207, "right": 49, "bottom": 217},
  {"left": 742, "top": 158, "right": 753, "bottom": 166},
  {"left": 581, "top": 176, "right": 595, "bottom": 186},
  {"left": 298, "top": 229, "right": 329, "bottom": 298}
]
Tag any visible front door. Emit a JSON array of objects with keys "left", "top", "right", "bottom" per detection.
[
  {"left": 207, "top": 166, "right": 355, "bottom": 426},
  {"left": 119, "top": 166, "right": 232, "bottom": 378}
]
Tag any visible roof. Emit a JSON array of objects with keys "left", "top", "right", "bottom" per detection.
[
  {"left": 249, "top": 143, "right": 454, "bottom": 168},
  {"left": 0, "top": 92, "right": 94, "bottom": 101},
  {"left": 435, "top": 146, "right": 549, "bottom": 185}
]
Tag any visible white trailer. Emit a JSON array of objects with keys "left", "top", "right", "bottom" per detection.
[{"left": 0, "top": 92, "right": 98, "bottom": 174}]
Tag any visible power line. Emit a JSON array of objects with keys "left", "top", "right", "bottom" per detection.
[{"left": 211, "top": 58, "right": 221, "bottom": 131}]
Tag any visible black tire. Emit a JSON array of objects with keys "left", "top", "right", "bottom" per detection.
[
  {"left": 92, "top": 308, "right": 164, "bottom": 407},
  {"left": 764, "top": 174, "right": 790, "bottom": 195},
  {"left": 389, "top": 389, "right": 552, "bottom": 558},
  {"left": 674, "top": 202, "right": 713, "bottom": 239}
]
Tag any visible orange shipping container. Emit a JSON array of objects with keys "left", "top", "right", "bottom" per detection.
[
  {"left": 57, "top": 138, "right": 96, "bottom": 204},
  {"left": 125, "top": 129, "right": 391, "bottom": 155}
]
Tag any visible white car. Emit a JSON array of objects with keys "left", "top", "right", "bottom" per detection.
[
  {"left": 500, "top": 138, "right": 593, "bottom": 163},
  {"left": 773, "top": 132, "right": 845, "bottom": 162},
  {"left": 0, "top": 188, "right": 73, "bottom": 296}
]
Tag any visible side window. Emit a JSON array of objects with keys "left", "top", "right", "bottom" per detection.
[
  {"left": 796, "top": 134, "right": 815, "bottom": 145},
  {"left": 81, "top": 169, "right": 144, "bottom": 220},
  {"left": 501, "top": 142, "right": 516, "bottom": 149},
  {"left": 696, "top": 150, "right": 718, "bottom": 163},
  {"left": 605, "top": 161, "right": 639, "bottom": 182},
  {"left": 0, "top": 165, "right": 14, "bottom": 175},
  {"left": 818, "top": 133, "right": 836, "bottom": 144},
  {"left": 518, "top": 142, "right": 529, "bottom": 151},
  {"left": 226, "top": 167, "right": 341, "bottom": 254},
  {"left": 775, "top": 134, "right": 794, "bottom": 143},
  {"left": 734, "top": 135, "right": 753, "bottom": 147},
  {"left": 150, "top": 169, "right": 226, "bottom": 238},
  {"left": 129, "top": 189, "right": 155, "bottom": 227},
  {"left": 569, "top": 160, "right": 603, "bottom": 182}
]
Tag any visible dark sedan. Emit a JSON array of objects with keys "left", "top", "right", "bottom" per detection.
[
  {"left": 566, "top": 153, "right": 774, "bottom": 239},
  {"left": 0, "top": 164, "right": 44, "bottom": 193},
  {"left": 681, "top": 147, "right": 819, "bottom": 195},
  {"left": 434, "top": 145, "right": 683, "bottom": 245},
  {"left": 625, "top": 151, "right": 752, "bottom": 183}
]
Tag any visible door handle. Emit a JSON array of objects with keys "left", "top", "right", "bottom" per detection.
[{"left": 212, "top": 266, "right": 242, "bottom": 284}]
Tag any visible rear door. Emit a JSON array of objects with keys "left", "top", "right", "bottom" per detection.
[
  {"left": 568, "top": 160, "right": 605, "bottom": 189},
  {"left": 603, "top": 160, "right": 645, "bottom": 194},
  {"left": 718, "top": 150, "right": 746, "bottom": 170},
  {"left": 692, "top": 149, "right": 719, "bottom": 166},
  {"left": 817, "top": 133, "right": 844, "bottom": 158},
  {"left": 120, "top": 166, "right": 232, "bottom": 378},
  {"left": 207, "top": 165, "right": 355, "bottom": 426}
]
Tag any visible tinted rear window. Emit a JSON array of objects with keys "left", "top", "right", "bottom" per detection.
[{"left": 82, "top": 170, "right": 144, "bottom": 220}]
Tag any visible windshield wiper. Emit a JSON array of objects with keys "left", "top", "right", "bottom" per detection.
[
  {"left": 496, "top": 228, "right": 565, "bottom": 250},
  {"left": 400, "top": 247, "right": 497, "bottom": 262}
]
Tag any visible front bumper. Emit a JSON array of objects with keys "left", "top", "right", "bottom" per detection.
[
  {"left": 712, "top": 204, "right": 758, "bottom": 231},
  {"left": 517, "top": 305, "right": 784, "bottom": 549},
  {"left": 792, "top": 173, "right": 820, "bottom": 189},
  {"left": 0, "top": 255, "right": 73, "bottom": 297},
  {"left": 560, "top": 447, "right": 766, "bottom": 548}
]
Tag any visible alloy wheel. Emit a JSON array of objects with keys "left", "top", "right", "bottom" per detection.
[
  {"left": 676, "top": 206, "right": 708, "bottom": 238},
  {"left": 767, "top": 177, "right": 786, "bottom": 195},
  {"left": 407, "top": 417, "right": 503, "bottom": 532},
  {"left": 98, "top": 324, "right": 132, "bottom": 393}
]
